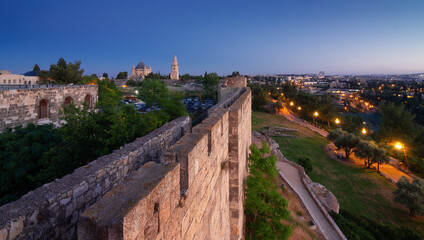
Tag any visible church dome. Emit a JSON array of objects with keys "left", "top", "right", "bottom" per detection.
[{"left": 135, "top": 61, "right": 147, "bottom": 69}]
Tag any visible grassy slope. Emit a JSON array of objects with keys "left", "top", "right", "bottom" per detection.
[{"left": 252, "top": 111, "right": 424, "bottom": 236}]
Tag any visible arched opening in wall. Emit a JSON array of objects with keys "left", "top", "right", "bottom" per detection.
[
  {"left": 84, "top": 94, "right": 92, "bottom": 108},
  {"left": 64, "top": 96, "right": 73, "bottom": 107},
  {"left": 24, "top": 81, "right": 27, "bottom": 84},
  {"left": 28, "top": 81, "right": 31, "bottom": 84},
  {"left": 154, "top": 202, "right": 160, "bottom": 233},
  {"left": 38, "top": 99, "right": 49, "bottom": 119}
]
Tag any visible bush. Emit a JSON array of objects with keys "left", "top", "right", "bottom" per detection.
[
  {"left": 298, "top": 156, "right": 313, "bottom": 173},
  {"left": 245, "top": 143, "right": 292, "bottom": 240}
]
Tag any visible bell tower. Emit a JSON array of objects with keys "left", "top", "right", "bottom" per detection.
[{"left": 170, "top": 56, "right": 179, "bottom": 80}]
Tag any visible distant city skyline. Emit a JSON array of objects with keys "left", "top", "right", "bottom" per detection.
[{"left": 1, "top": 0, "right": 424, "bottom": 77}]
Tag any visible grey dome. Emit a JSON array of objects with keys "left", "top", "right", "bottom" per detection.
[{"left": 135, "top": 61, "right": 147, "bottom": 69}]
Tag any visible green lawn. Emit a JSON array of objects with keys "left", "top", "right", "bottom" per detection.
[{"left": 252, "top": 111, "right": 424, "bottom": 236}]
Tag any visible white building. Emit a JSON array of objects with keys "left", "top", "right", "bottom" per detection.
[{"left": 0, "top": 70, "right": 39, "bottom": 85}]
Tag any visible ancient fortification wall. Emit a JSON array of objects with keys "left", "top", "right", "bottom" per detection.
[
  {"left": 78, "top": 88, "right": 251, "bottom": 240},
  {"left": 0, "top": 116, "right": 191, "bottom": 240},
  {"left": 0, "top": 85, "right": 97, "bottom": 131}
]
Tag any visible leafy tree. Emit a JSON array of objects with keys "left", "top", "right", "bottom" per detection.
[
  {"left": 37, "top": 70, "right": 52, "bottom": 84},
  {"left": 91, "top": 73, "right": 98, "bottom": 78},
  {"left": 137, "top": 79, "right": 169, "bottom": 107},
  {"left": 49, "top": 57, "right": 84, "bottom": 84},
  {"left": 102, "top": 72, "right": 108, "bottom": 78},
  {"left": 33, "top": 64, "right": 40, "bottom": 72},
  {"left": 245, "top": 143, "right": 291, "bottom": 240},
  {"left": 0, "top": 124, "right": 61, "bottom": 204},
  {"left": 355, "top": 140, "right": 389, "bottom": 170},
  {"left": 249, "top": 83, "right": 269, "bottom": 111},
  {"left": 230, "top": 71, "right": 240, "bottom": 77},
  {"left": 126, "top": 79, "right": 137, "bottom": 87},
  {"left": 116, "top": 71, "right": 128, "bottom": 79},
  {"left": 394, "top": 176, "right": 424, "bottom": 217},
  {"left": 341, "top": 114, "right": 364, "bottom": 134},
  {"left": 298, "top": 156, "right": 313, "bottom": 173},
  {"left": 146, "top": 72, "right": 161, "bottom": 80},
  {"left": 319, "top": 95, "right": 338, "bottom": 129},
  {"left": 328, "top": 129, "right": 360, "bottom": 159},
  {"left": 202, "top": 72, "right": 220, "bottom": 92},
  {"left": 378, "top": 103, "right": 417, "bottom": 146}
]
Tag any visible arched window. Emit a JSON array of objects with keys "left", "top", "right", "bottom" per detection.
[
  {"left": 3, "top": 80, "right": 5, "bottom": 84},
  {"left": 24, "top": 81, "right": 27, "bottom": 84},
  {"left": 64, "top": 96, "right": 73, "bottom": 107},
  {"left": 28, "top": 81, "right": 31, "bottom": 84},
  {"left": 84, "top": 94, "right": 92, "bottom": 108},
  {"left": 38, "top": 99, "right": 49, "bottom": 119},
  {"left": 19, "top": 79, "right": 21, "bottom": 83},
  {"left": 13, "top": 79, "right": 16, "bottom": 83},
  {"left": 8, "top": 80, "right": 11, "bottom": 84}
]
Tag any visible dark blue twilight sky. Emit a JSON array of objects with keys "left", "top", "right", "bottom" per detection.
[{"left": 1, "top": 0, "right": 423, "bottom": 76}]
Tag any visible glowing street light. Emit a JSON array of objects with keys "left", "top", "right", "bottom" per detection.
[
  {"left": 361, "top": 128, "right": 367, "bottom": 135},
  {"left": 135, "top": 90, "right": 139, "bottom": 95},
  {"left": 335, "top": 118, "right": 340, "bottom": 125},
  {"left": 297, "top": 106, "right": 302, "bottom": 110},
  {"left": 395, "top": 142, "right": 408, "bottom": 168},
  {"left": 313, "top": 111, "right": 319, "bottom": 125},
  {"left": 290, "top": 101, "right": 294, "bottom": 106}
]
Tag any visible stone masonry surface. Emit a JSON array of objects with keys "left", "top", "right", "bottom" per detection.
[
  {"left": 0, "top": 85, "right": 98, "bottom": 131},
  {"left": 78, "top": 88, "right": 251, "bottom": 239},
  {"left": 0, "top": 116, "right": 190, "bottom": 240}
]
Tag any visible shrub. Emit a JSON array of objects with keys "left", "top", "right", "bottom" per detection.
[{"left": 298, "top": 156, "right": 313, "bottom": 173}]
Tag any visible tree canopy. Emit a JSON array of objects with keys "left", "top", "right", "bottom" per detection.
[
  {"left": 116, "top": 71, "right": 128, "bottom": 79},
  {"left": 49, "top": 57, "right": 84, "bottom": 84},
  {"left": 32, "top": 64, "right": 40, "bottom": 72},
  {"left": 394, "top": 176, "right": 424, "bottom": 217}
]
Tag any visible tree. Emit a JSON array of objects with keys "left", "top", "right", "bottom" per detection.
[
  {"left": 202, "top": 72, "right": 220, "bottom": 92},
  {"left": 327, "top": 128, "right": 344, "bottom": 142},
  {"left": 394, "top": 176, "right": 424, "bottom": 217},
  {"left": 49, "top": 57, "right": 84, "bottom": 84},
  {"left": 378, "top": 103, "right": 417, "bottom": 146},
  {"left": 332, "top": 131, "right": 360, "bottom": 160},
  {"left": 102, "top": 72, "right": 108, "bottom": 78},
  {"left": 137, "top": 79, "right": 169, "bottom": 107},
  {"left": 245, "top": 143, "right": 292, "bottom": 240},
  {"left": 33, "top": 64, "right": 40, "bottom": 72},
  {"left": 37, "top": 70, "right": 52, "bottom": 84},
  {"left": 116, "top": 71, "right": 128, "bottom": 79},
  {"left": 146, "top": 72, "right": 161, "bottom": 80},
  {"left": 354, "top": 140, "right": 388, "bottom": 170},
  {"left": 91, "top": 74, "right": 98, "bottom": 78},
  {"left": 230, "top": 71, "right": 240, "bottom": 77},
  {"left": 319, "top": 95, "right": 338, "bottom": 129},
  {"left": 249, "top": 83, "right": 269, "bottom": 111}
]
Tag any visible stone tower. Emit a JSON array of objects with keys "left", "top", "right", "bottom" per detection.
[{"left": 171, "top": 56, "right": 179, "bottom": 80}]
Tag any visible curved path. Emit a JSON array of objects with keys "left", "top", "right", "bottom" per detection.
[
  {"left": 279, "top": 105, "right": 328, "bottom": 137},
  {"left": 252, "top": 133, "right": 344, "bottom": 240}
]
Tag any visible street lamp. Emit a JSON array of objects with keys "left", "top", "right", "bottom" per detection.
[
  {"left": 290, "top": 101, "right": 294, "bottom": 106},
  {"left": 135, "top": 90, "right": 139, "bottom": 95},
  {"left": 313, "top": 111, "right": 319, "bottom": 125},
  {"left": 297, "top": 106, "right": 301, "bottom": 110},
  {"left": 395, "top": 142, "right": 408, "bottom": 168},
  {"left": 335, "top": 118, "right": 340, "bottom": 125},
  {"left": 361, "top": 128, "right": 367, "bottom": 135}
]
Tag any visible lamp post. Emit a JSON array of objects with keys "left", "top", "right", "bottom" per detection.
[
  {"left": 395, "top": 142, "right": 408, "bottom": 168},
  {"left": 335, "top": 118, "right": 340, "bottom": 125},
  {"left": 361, "top": 128, "right": 367, "bottom": 135},
  {"left": 290, "top": 101, "right": 294, "bottom": 106},
  {"left": 313, "top": 111, "right": 319, "bottom": 125}
]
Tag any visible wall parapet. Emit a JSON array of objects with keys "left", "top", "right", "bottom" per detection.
[
  {"left": 0, "top": 116, "right": 190, "bottom": 240},
  {"left": 78, "top": 88, "right": 252, "bottom": 240}
]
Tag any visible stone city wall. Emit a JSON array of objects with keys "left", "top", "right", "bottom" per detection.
[
  {"left": 78, "top": 88, "right": 251, "bottom": 240},
  {"left": 0, "top": 116, "right": 191, "bottom": 240},
  {"left": 0, "top": 85, "right": 98, "bottom": 131}
]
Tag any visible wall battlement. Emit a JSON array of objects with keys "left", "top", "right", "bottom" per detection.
[
  {"left": 0, "top": 84, "right": 251, "bottom": 240},
  {"left": 79, "top": 88, "right": 251, "bottom": 240},
  {"left": 0, "top": 116, "right": 190, "bottom": 240}
]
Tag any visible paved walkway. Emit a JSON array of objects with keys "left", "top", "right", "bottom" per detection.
[
  {"left": 252, "top": 133, "right": 343, "bottom": 240},
  {"left": 279, "top": 105, "right": 328, "bottom": 137}
]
